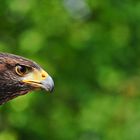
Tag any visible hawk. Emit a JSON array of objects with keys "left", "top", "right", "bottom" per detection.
[{"left": 0, "top": 53, "right": 54, "bottom": 105}]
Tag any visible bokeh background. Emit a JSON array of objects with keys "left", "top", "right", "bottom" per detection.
[{"left": 0, "top": 0, "right": 140, "bottom": 140}]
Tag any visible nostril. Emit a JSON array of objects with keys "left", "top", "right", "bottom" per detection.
[
  {"left": 42, "top": 74, "right": 46, "bottom": 79},
  {"left": 41, "top": 70, "right": 48, "bottom": 79}
]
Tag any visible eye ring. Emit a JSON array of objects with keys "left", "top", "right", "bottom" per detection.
[{"left": 15, "top": 65, "right": 29, "bottom": 76}]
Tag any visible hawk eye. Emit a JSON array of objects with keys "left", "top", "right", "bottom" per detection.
[{"left": 15, "top": 65, "right": 29, "bottom": 76}]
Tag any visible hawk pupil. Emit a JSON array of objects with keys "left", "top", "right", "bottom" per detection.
[{"left": 19, "top": 66, "right": 26, "bottom": 73}]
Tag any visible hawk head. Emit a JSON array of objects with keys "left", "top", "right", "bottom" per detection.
[{"left": 0, "top": 53, "right": 54, "bottom": 105}]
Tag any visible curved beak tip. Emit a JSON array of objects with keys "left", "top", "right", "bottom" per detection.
[
  {"left": 41, "top": 75, "right": 54, "bottom": 93},
  {"left": 50, "top": 84, "right": 54, "bottom": 93}
]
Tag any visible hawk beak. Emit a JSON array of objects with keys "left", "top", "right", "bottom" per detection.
[
  {"left": 22, "top": 69, "right": 54, "bottom": 93},
  {"left": 41, "top": 75, "right": 54, "bottom": 92}
]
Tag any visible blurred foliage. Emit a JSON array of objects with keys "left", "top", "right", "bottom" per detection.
[{"left": 0, "top": 0, "right": 140, "bottom": 140}]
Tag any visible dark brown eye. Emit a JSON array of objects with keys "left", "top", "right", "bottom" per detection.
[{"left": 15, "top": 65, "right": 29, "bottom": 76}]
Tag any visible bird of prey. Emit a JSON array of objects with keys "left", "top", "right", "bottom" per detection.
[{"left": 0, "top": 53, "right": 54, "bottom": 105}]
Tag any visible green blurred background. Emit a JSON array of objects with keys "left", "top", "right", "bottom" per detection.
[{"left": 0, "top": 0, "right": 140, "bottom": 140}]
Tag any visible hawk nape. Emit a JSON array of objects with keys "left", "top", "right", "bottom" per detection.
[{"left": 0, "top": 53, "right": 54, "bottom": 105}]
